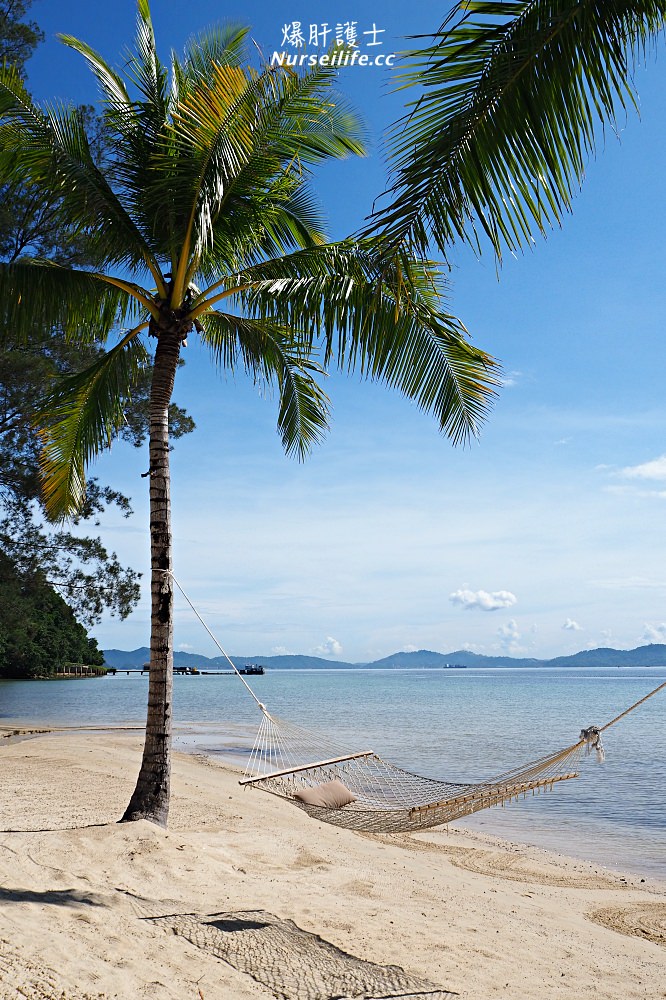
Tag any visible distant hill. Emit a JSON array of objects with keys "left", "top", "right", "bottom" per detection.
[
  {"left": 369, "top": 649, "right": 544, "bottom": 669},
  {"left": 103, "top": 644, "right": 666, "bottom": 670},
  {"left": 102, "top": 647, "right": 352, "bottom": 671},
  {"left": 548, "top": 644, "right": 666, "bottom": 668},
  {"left": 103, "top": 647, "right": 213, "bottom": 669}
]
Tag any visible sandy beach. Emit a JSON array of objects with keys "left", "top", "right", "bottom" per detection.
[{"left": 0, "top": 727, "right": 664, "bottom": 1000}]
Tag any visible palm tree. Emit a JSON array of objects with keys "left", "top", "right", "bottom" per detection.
[
  {"left": 0, "top": 1, "right": 498, "bottom": 825},
  {"left": 371, "top": 0, "right": 666, "bottom": 259}
]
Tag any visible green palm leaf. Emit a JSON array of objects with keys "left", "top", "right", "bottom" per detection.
[
  {"left": 178, "top": 23, "right": 250, "bottom": 85},
  {"left": 200, "top": 241, "right": 499, "bottom": 443},
  {"left": 148, "top": 57, "right": 365, "bottom": 282},
  {"left": 0, "top": 66, "right": 161, "bottom": 275},
  {"left": 126, "top": 0, "right": 168, "bottom": 121},
  {"left": 372, "top": 0, "right": 666, "bottom": 257},
  {"left": 199, "top": 311, "right": 331, "bottom": 456},
  {"left": 57, "top": 35, "right": 130, "bottom": 110},
  {"left": 38, "top": 330, "right": 149, "bottom": 519},
  {"left": 0, "top": 261, "right": 138, "bottom": 345}
]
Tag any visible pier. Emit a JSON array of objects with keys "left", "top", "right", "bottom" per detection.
[
  {"left": 54, "top": 664, "right": 108, "bottom": 678},
  {"left": 106, "top": 666, "right": 200, "bottom": 676},
  {"left": 105, "top": 666, "right": 265, "bottom": 676}
]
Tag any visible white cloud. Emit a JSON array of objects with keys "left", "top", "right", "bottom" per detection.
[
  {"left": 497, "top": 618, "right": 521, "bottom": 653},
  {"left": 271, "top": 645, "right": 293, "bottom": 655},
  {"left": 586, "top": 629, "right": 614, "bottom": 649},
  {"left": 312, "top": 636, "right": 343, "bottom": 658},
  {"left": 620, "top": 455, "right": 666, "bottom": 481},
  {"left": 499, "top": 370, "right": 523, "bottom": 388},
  {"left": 401, "top": 644, "right": 419, "bottom": 653},
  {"left": 640, "top": 623, "right": 666, "bottom": 644},
  {"left": 449, "top": 588, "right": 517, "bottom": 612},
  {"left": 562, "top": 618, "right": 583, "bottom": 631},
  {"left": 178, "top": 643, "right": 194, "bottom": 650}
]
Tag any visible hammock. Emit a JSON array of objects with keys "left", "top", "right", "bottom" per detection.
[
  {"left": 237, "top": 711, "right": 587, "bottom": 833},
  {"left": 169, "top": 573, "right": 666, "bottom": 835}
]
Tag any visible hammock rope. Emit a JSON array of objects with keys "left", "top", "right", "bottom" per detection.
[{"left": 164, "top": 571, "right": 666, "bottom": 834}]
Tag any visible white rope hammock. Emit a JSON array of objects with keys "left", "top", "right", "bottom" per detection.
[{"left": 167, "top": 572, "right": 666, "bottom": 834}]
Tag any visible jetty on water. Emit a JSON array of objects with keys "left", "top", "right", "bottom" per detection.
[
  {"left": 54, "top": 664, "right": 108, "bottom": 678},
  {"left": 105, "top": 663, "right": 266, "bottom": 677}
]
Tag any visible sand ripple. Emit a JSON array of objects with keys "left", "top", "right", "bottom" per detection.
[
  {"left": 375, "top": 834, "right": 631, "bottom": 888},
  {"left": 588, "top": 903, "right": 666, "bottom": 946}
]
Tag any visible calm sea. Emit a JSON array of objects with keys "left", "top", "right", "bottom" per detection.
[{"left": 1, "top": 667, "right": 664, "bottom": 879}]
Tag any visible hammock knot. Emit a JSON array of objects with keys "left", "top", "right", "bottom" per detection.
[{"left": 580, "top": 726, "right": 605, "bottom": 762}]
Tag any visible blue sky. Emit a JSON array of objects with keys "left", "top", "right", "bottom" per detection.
[{"left": 23, "top": 1, "right": 666, "bottom": 661}]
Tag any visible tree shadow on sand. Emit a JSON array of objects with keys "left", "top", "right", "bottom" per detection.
[{"left": 0, "top": 886, "right": 108, "bottom": 907}]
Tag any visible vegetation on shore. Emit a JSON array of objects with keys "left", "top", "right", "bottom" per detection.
[
  {"left": 0, "top": 2, "right": 138, "bottom": 654},
  {"left": 0, "top": 550, "right": 104, "bottom": 678},
  {"left": 0, "top": 1, "right": 195, "bottom": 679}
]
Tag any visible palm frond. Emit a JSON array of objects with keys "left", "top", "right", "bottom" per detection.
[
  {"left": 180, "top": 23, "right": 251, "bottom": 83},
  {"left": 126, "top": 0, "right": 168, "bottom": 118},
  {"left": 0, "top": 260, "right": 139, "bottom": 345},
  {"left": 371, "top": 0, "right": 666, "bottom": 257},
  {"left": 191, "top": 179, "right": 328, "bottom": 285},
  {"left": 197, "top": 241, "right": 499, "bottom": 443},
  {"left": 153, "top": 59, "right": 365, "bottom": 279},
  {"left": 199, "top": 311, "right": 330, "bottom": 457},
  {"left": 0, "top": 66, "right": 160, "bottom": 274},
  {"left": 57, "top": 34, "right": 130, "bottom": 109},
  {"left": 0, "top": 62, "right": 30, "bottom": 116},
  {"left": 38, "top": 330, "right": 150, "bottom": 519}
]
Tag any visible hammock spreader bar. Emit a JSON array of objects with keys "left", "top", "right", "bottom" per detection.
[{"left": 239, "top": 750, "right": 375, "bottom": 786}]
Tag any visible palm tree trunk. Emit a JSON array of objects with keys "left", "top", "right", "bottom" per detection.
[{"left": 120, "top": 328, "right": 181, "bottom": 826}]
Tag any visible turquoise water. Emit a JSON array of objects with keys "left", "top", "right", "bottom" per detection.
[{"left": 1, "top": 667, "right": 664, "bottom": 879}]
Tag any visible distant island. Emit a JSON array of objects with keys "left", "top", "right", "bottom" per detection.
[{"left": 103, "top": 643, "right": 666, "bottom": 671}]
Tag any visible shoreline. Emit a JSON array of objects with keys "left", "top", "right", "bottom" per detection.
[
  {"left": 0, "top": 728, "right": 664, "bottom": 999},
  {"left": 3, "top": 718, "right": 665, "bottom": 883}
]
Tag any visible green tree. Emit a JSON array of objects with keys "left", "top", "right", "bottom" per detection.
[
  {"left": 0, "top": 1, "right": 498, "bottom": 826},
  {"left": 0, "top": 334, "right": 194, "bottom": 624},
  {"left": 0, "top": 3, "right": 194, "bottom": 628},
  {"left": 0, "top": 0, "right": 42, "bottom": 73},
  {"left": 0, "top": 337, "right": 139, "bottom": 624},
  {"left": 372, "top": 0, "right": 666, "bottom": 259},
  {"left": 0, "top": 550, "right": 104, "bottom": 679},
  {"left": 0, "top": 0, "right": 184, "bottom": 630}
]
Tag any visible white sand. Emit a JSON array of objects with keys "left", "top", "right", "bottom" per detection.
[{"left": 0, "top": 728, "right": 664, "bottom": 999}]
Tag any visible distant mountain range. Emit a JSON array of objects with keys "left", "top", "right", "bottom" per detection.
[{"left": 102, "top": 643, "right": 666, "bottom": 670}]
